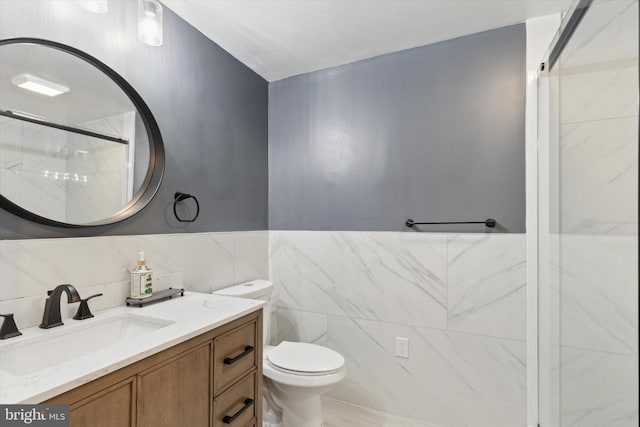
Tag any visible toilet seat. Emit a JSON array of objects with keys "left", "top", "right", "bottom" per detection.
[
  {"left": 267, "top": 341, "right": 344, "bottom": 376},
  {"left": 267, "top": 360, "right": 344, "bottom": 376},
  {"left": 263, "top": 344, "right": 347, "bottom": 388}
]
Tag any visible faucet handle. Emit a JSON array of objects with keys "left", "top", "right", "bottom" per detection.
[
  {"left": 0, "top": 313, "right": 22, "bottom": 339},
  {"left": 73, "top": 293, "right": 103, "bottom": 320}
]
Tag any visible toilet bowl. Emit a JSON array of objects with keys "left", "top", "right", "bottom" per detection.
[
  {"left": 213, "top": 280, "right": 347, "bottom": 427},
  {"left": 264, "top": 342, "right": 346, "bottom": 427}
]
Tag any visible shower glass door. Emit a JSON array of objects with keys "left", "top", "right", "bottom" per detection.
[{"left": 538, "top": 0, "right": 639, "bottom": 426}]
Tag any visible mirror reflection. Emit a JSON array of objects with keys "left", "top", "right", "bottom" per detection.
[{"left": 0, "top": 41, "right": 150, "bottom": 225}]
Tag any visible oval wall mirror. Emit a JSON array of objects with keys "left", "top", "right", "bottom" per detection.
[{"left": 0, "top": 38, "right": 164, "bottom": 227}]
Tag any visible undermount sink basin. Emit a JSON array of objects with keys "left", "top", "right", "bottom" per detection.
[{"left": 0, "top": 313, "right": 174, "bottom": 376}]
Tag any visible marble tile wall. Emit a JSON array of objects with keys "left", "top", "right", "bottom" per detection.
[
  {"left": 558, "top": 0, "right": 639, "bottom": 236},
  {"left": 539, "top": 1, "right": 639, "bottom": 426},
  {"left": 0, "top": 231, "right": 269, "bottom": 329},
  {"left": 270, "top": 231, "right": 527, "bottom": 427},
  {"left": 540, "top": 234, "right": 639, "bottom": 427}
]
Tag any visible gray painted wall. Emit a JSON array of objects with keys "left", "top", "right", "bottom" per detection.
[
  {"left": 269, "top": 24, "right": 526, "bottom": 233},
  {"left": 0, "top": 0, "right": 268, "bottom": 239}
]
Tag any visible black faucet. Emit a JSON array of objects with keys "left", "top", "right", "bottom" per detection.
[
  {"left": 40, "top": 284, "right": 82, "bottom": 329},
  {"left": 0, "top": 314, "right": 22, "bottom": 339}
]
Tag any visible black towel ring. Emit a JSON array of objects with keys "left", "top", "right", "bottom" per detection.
[{"left": 173, "top": 192, "right": 200, "bottom": 223}]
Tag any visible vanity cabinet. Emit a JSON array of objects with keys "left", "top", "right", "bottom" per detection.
[
  {"left": 45, "top": 310, "right": 262, "bottom": 427},
  {"left": 68, "top": 378, "right": 136, "bottom": 427},
  {"left": 137, "top": 343, "right": 212, "bottom": 427}
]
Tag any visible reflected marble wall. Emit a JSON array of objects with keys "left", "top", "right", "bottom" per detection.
[
  {"left": 66, "top": 112, "right": 135, "bottom": 224},
  {"left": 0, "top": 111, "right": 136, "bottom": 224},
  {"left": 0, "top": 116, "right": 67, "bottom": 220},
  {"left": 270, "top": 231, "right": 527, "bottom": 427},
  {"left": 0, "top": 231, "right": 269, "bottom": 329}
]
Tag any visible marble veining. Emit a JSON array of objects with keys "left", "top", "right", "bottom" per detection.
[
  {"left": 0, "top": 111, "right": 138, "bottom": 223},
  {"left": 559, "top": 347, "right": 638, "bottom": 427},
  {"left": 0, "top": 231, "right": 269, "bottom": 329},
  {"left": 325, "top": 316, "right": 526, "bottom": 427},
  {"left": 559, "top": 235, "right": 638, "bottom": 355},
  {"left": 447, "top": 234, "right": 526, "bottom": 340},
  {"left": 559, "top": 0, "right": 638, "bottom": 126},
  {"left": 272, "top": 308, "right": 328, "bottom": 346},
  {"left": 560, "top": 116, "right": 638, "bottom": 235},
  {"left": 539, "top": 1, "right": 639, "bottom": 425},
  {"left": 0, "top": 168, "right": 66, "bottom": 220},
  {"left": 322, "top": 397, "right": 438, "bottom": 427},
  {"left": 234, "top": 231, "right": 270, "bottom": 285},
  {"left": 275, "top": 231, "right": 448, "bottom": 328},
  {"left": 561, "top": 0, "right": 638, "bottom": 70},
  {"left": 270, "top": 230, "right": 527, "bottom": 427},
  {"left": 560, "top": 57, "right": 638, "bottom": 124}
]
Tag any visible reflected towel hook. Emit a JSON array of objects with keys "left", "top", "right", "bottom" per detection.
[{"left": 173, "top": 192, "right": 200, "bottom": 223}]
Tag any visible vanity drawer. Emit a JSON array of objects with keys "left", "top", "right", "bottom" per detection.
[
  {"left": 214, "top": 320, "right": 257, "bottom": 394},
  {"left": 213, "top": 372, "right": 256, "bottom": 427}
]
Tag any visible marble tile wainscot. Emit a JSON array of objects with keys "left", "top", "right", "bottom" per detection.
[
  {"left": 270, "top": 230, "right": 527, "bottom": 427},
  {"left": 0, "top": 231, "right": 269, "bottom": 329}
]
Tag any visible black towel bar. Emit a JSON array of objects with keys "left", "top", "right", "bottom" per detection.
[{"left": 405, "top": 218, "right": 496, "bottom": 228}]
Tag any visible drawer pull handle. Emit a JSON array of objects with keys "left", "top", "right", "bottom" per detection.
[
  {"left": 223, "top": 346, "right": 254, "bottom": 365},
  {"left": 222, "top": 398, "right": 253, "bottom": 424}
]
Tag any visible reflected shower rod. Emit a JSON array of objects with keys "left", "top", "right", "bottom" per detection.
[
  {"left": 0, "top": 110, "right": 129, "bottom": 145},
  {"left": 405, "top": 218, "right": 496, "bottom": 228}
]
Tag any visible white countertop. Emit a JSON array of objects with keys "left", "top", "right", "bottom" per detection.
[{"left": 0, "top": 292, "right": 265, "bottom": 404}]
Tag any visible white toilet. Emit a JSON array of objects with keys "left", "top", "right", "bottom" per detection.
[{"left": 213, "top": 280, "right": 346, "bottom": 427}]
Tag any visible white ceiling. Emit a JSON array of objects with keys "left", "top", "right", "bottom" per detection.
[{"left": 162, "top": 0, "right": 572, "bottom": 82}]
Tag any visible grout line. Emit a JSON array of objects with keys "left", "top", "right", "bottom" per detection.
[
  {"left": 546, "top": 342, "right": 638, "bottom": 358},
  {"left": 445, "top": 231, "right": 449, "bottom": 332},
  {"left": 561, "top": 113, "right": 638, "bottom": 126},
  {"left": 274, "top": 306, "right": 528, "bottom": 343}
]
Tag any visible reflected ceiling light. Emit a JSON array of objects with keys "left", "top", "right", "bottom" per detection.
[
  {"left": 138, "top": 0, "right": 163, "bottom": 47},
  {"left": 76, "top": 0, "right": 108, "bottom": 14},
  {"left": 11, "top": 74, "right": 70, "bottom": 97}
]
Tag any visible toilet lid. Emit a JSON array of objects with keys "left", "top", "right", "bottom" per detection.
[{"left": 266, "top": 341, "right": 344, "bottom": 374}]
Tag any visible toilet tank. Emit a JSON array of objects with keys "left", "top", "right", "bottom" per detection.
[{"left": 212, "top": 280, "right": 273, "bottom": 347}]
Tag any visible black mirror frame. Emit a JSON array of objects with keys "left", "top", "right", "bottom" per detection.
[{"left": 0, "top": 37, "right": 165, "bottom": 228}]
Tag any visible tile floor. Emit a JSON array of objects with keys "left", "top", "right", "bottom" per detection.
[{"left": 322, "top": 397, "right": 436, "bottom": 427}]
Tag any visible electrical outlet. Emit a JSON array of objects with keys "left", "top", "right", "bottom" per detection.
[{"left": 395, "top": 337, "right": 409, "bottom": 358}]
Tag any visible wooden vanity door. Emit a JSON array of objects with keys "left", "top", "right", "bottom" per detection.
[
  {"left": 68, "top": 377, "right": 136, "bottom": 427},
  {"left": 136, "top": 342, "right": 212, "bottom": 427}
]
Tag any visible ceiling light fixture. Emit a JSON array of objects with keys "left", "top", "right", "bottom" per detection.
[
  {"left": 11, "top": 74, "right": 70, "bottom": 97},
  {"left": 76, "top": 0, "right": 108, "bottom": 14},
  {"left": 138, "top": 0, "right": 163, "bottom": 47}
]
